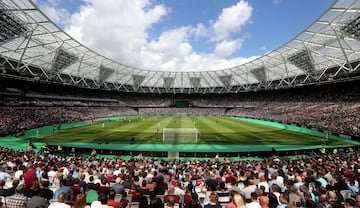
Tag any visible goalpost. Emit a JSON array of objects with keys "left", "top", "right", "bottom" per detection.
[
  {"left": 176, "top": 113, "right": 188, "bottom": 117},
  {"left": 163, "top": 128, "right": 198, "bottom": 143}
]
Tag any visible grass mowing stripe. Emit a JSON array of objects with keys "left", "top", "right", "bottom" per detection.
[
  {"left": 37, "top": 116, "right": 360, "bottom": 148},
  {"left": 196, "top": 117, "right": 235, "bottom": 144}
]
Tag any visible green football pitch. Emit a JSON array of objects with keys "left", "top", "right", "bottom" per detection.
[{"left": 36, "top": 116, "right": 355, "bottom": 149}]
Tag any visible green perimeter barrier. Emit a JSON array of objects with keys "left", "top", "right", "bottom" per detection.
[{"left": 231, "top": 117, "right": 359, "bottom": 145}]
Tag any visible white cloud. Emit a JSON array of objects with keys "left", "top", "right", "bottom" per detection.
[
  {"left": 140, "top": 27, "right": 193, "bottom": 70},
  {"left": 273, "top": 0, "right": 283, "bottom": 5},
  {"left": 34, "top": 0, "right": 72, "bottom": 27},
  {"left": 37, "top": 0, "right": 257, "bottom": 71},
  {"left": 189, "top": 23, "right": 208, "bottom": 39},
  {"left": 259, "top": 45, "right": 267, "bottom": 51},
  {"left": 214, "top": 39, "right": 241, "bottom": 57},
  {"left": 212, "top": 0, "right": 252, "bottom": 41}
]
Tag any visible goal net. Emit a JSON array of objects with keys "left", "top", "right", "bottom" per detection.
[{"left": 163, "top": 128, "right": 198, "bottom": 143}]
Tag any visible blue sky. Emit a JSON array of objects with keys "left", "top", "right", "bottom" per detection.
[{"left": 34, "top": 0, "right": 334, "bottom": 71}]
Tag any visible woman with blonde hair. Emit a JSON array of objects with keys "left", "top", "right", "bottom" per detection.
[
  {"left": 233, "top": 194, "right": 246, "bottom": 208},
  {"left": 226, "top": 192, "right": 245, "bottom": 208},
  {"left": 72, "top": 194, "right": 90, "bottom": 208}
]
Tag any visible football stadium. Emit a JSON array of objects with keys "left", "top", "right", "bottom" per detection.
[{"left": 0, "top": 0, "right": 360, "bottom": 207}]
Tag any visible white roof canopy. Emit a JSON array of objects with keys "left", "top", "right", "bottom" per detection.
[{"left": 0, "top": 0, "right": 360, "bottom": 93}]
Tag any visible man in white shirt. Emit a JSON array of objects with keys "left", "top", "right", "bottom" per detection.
[
  {"left": 257, "top": 176, "right": 269, "bottom": 193},
  {"left": 48, "top": 192, "right": 70, "bottom": 208},
  {"left": 173, "top": 181, "right": 185, "bottom": 196},
  {"left": 90, "top": 193, "right": 112, "bottom": 208},
  {"left": 246, "top": 192, "right": 261, "bottom": 208},
  {"left": 0, "top": 167, "right": 10, "bottom": 181}
]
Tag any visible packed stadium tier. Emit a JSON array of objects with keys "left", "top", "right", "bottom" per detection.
[
  {"left": 1, "top": 76, "right": 360, "bottom": 157},
  {"left": 1, "top": 76, "right": 360, "bottom": 139}
]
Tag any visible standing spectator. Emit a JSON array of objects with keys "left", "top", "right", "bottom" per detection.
[
  {"left": 23, "top": 163, "right": 37, "bottom": 190},
  {"left": 6, "top": 184, "right": 28, "bottom": 208}
]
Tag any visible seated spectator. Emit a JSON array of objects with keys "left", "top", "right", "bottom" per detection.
[
  {"left": 54, "top": 179, "right": 73, "bottom": 201},
  {"left": 2, "top": 179, "right": 19, "bottom": 197},
  {"left": 164, "top": 187, "right": 181, "bottom": 204},
  {"left": 185, "top": 192, "right": 202, "bottom": 208},
  {"left": 138, "top": 189, "right": 150, "bottom": 208},
  {"left": 204, "top": 192, "right": 221, "bottom": 208},
  {"left": 0, "top": 180, "right": 7, "bottom": 196},
  {"left": 86, "top": 183, "right": 100, "bottom": 204},
  {"left": 148, "top": 191, "right": 164, "bottom": 208},
  {"left": 259, "top": 196, "right": 269, "bottom": 208},
  {"left": 165, "top": 195, "right": 177, "bottom": 208},
  {"left": 0, "top": 167, "right": 10, "bottom": 181},
  {"left": 356, "top": 193, "right": 360, "bottom": 208},
  {"left": 90, "top": 192, "right": 112, "bottom": 208},
  {"left": 119, "top": 198, "right": 129, "bottom": 208},
  {"left": 24, "top": 180, "right": 40, "bottom": 198},
  {"left": 39, "top": 180, "right": 54, "bottom": 201},
  {"left": 107, "top": 190, "right": 120, "bottom": 208},
  {"left": 98, "top": 177, "right": 110, "bottom": 195},
  {"left": 72, "top": 193, "right": 90, "bottom": 208},
  {"left": 6, "top": 184, "right": 28, "bottom": 208},
  {"left": 216, "top": 182, "right": 230, "bottom": 205},
  {"left": 277, "top": 192, "right": 289, "bottom": 208},
  {"left": 153, "top": 176, "right": 166, "bottom": 196},
  {"left": 48, "top": 192, "right": 70, "bottom": 208},
  {"left": 111, "top": 179, "right": 125, "bottom": 194},
  {"left": 246, "top": 192, "right": 260, "bottom": 208},
  {"left": 71, "top": 178, "right": 82, "bottom": 199},
  {"left": 26, "top": 187, "right": 49, "bottom": 208}
]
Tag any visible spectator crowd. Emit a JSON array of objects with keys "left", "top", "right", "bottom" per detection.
[{"left": 0, "top": 146, "right": 358, "bottom": 207}]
